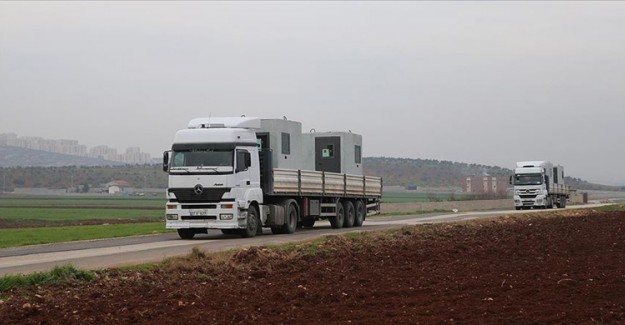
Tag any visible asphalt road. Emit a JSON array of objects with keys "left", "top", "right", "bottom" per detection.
[{"left": 0, "top": 204, "right": 606, "bottom": 276}]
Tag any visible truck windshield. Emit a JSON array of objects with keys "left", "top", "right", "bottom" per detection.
[
  {"left": 171, "top": 149, "right": 233, "bottom": 169},
  {"left": 514, "top": 174, "right": 543, "bottom": 186}
]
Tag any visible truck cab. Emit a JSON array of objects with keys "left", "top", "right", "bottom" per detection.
[{"left": 163, "top": 118, "right": 264, "bottom": 239}]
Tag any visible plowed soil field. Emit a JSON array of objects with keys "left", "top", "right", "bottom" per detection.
[{"left": 1, "top": 209, "right": 624, "bottom": 324}]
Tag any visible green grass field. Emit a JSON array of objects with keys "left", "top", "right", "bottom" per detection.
[
  {"left": 0, "top": 207, "right": 165, "bottom": 225},
  {"left": 381, "top": 192, "right": 474, "bottom": 203},
  {"left": 0, "top": 222, "right": 171, "bottom": 248},
  {"left": 0, "top": 195, "right": 170, "bottom": 247},
  {"left": 0, "top": 196, "right": 164, "bottom": 208}
]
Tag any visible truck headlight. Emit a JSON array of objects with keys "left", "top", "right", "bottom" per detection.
[
  {"left": 220, "top": 213, "right": 234, "bottom": 220},
  {"left": 166, "top": 214, "right": 179, "bottom": 220}
]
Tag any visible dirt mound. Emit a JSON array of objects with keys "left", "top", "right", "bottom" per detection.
[{"left": 1, "top": 210, "right": 624, "bottom": 324}]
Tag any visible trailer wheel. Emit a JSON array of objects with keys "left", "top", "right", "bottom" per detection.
[
  {"left": 330, "top": 201, "right": 344, "bottom": 229},
  {"left": 177, "top": 229, "right": 195, "bottom": 239},
  {"left": 240, "top": 206, "right": 260, "bottom": 238},
  {"left": 560, "top": 197, "right": 566, "bottom": 208},
  {"left": 343, "top": 201, "right": 355, "bottom": 228},
  {"left": 354, "top": 200, "right": 365, "bottom": 227}
]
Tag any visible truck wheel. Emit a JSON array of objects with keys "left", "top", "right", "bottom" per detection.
[
  {"left": 560, "top": 197, "right": 566, "bottom": 208},
  {"left": 177, "top": 229, "right": 195, "bottom": 239},
  {"left": 354, "top": 200, "right": 365, "bottom": 227},
  {"left": 330, "top": 201, "right": 344, "bottom": 229},
  {"left": 281, "top": 203, "right": 298, "bottom": 234},
  {"left": 343, "top": 201, "right": 355, "bottom": 228},
  {"left": 240, "top": 206, "right": 259, "bottom": 238}
]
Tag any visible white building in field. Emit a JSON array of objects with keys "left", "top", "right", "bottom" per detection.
[{"left": 105, "top": 180, "right": 131, "bottom": 194}]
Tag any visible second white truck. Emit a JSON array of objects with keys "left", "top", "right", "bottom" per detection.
[
  {"left": 511, "top": 161, "right": 569, "bottom": 210},
  {"left": 163, "top": 117, "right": 382, "bottom": 239}
]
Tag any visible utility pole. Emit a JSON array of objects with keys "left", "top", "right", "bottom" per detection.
[{"left": 2, "top": 173, "right": 5, "bottom": 193}]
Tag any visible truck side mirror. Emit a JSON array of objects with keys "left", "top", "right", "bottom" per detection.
[
  {"left": 545, "top": 175, "right": 549, "bottom": 187},
  {"left": 509, "top": 175, "right": 513, "bottom": 185},
  {"left": 162, "top": 151, "right": 169, "bottom": 172}
]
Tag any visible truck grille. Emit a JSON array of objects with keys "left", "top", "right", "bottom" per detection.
[
  {"left": 168, "top": 188, "right": 231, "bottom": 203},
  {"left": 519, "top": 195, "right": 537, "bottom": 199}
]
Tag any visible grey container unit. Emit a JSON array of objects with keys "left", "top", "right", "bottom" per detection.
[
  {"left": 257, "top": 118, "right": 304, "bottom": 170},
  {"left": 302, "top": 131, "right": 363, "bottom": 176}
]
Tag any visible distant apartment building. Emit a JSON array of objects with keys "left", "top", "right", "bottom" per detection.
[
  {"left": 1, "top": 133, "right": 153, "bottom": 164},
  {"left": 89, "top": 145, "right": 119, "bottom": 162},
  {"left": 464, "top": 175, "right": 509, "bottom": 195},
  {"left": 123, "top": 147, "right": 151, "bottom": 164}
]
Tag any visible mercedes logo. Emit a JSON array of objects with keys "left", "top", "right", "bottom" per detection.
[{"left": 193, "top": 184, "right": 204, "bottom": 195}]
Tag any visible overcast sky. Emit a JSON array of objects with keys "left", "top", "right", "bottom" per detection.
[{"left": 1, "top": 2, "right": 624, "bottom": 185}]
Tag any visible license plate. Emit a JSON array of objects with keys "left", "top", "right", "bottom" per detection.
[{"left": 190, "top": 209, "right": 209, "bottom": 216}]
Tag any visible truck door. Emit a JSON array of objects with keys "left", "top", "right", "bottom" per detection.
[
  {"left": 235, "top": 149, "right": 253, "bottom": 188},
  {"left": 315, "top": 136, "right": 341, "bottom": 173}
]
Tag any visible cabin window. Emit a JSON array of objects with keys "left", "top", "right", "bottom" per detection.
[
  {"left": 355, "top": 145, "right": 362, "bottom": 164},
  {"left": 281, "top": 132, "right": 290, "bottom": 155},
  {"left": 322, "top": 144, "right": 334, "bottom": 158}
]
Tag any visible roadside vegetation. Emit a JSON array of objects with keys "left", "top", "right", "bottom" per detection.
[{"left": 0, "top": 265, "right": 94, "bottom": 292}]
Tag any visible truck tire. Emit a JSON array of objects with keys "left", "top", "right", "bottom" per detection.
[
  {"left": 177, "top": 229, "right": 195, "bottom": 239},
  {"left": 354, "top": 200, "right": 365, "bottom": 227},
  {"left": 560, "top": 197, "right": 566, "bottom": 208},
  {"left": 343, "top": 201, "right": 355, "bottom": 228},
  {"left": 547, "top": 197, "right": 554, "bottom": 209},
  {"left": 240, "top": 206, "right": 260, "bottom": 238},
  {"left": 281, "top": 203, "right": 298, "bottom": 234},
  {"left": 330, "top": 201, "right": 344, "bottom": 229}
]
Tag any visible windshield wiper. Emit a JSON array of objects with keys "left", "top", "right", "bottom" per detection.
[
  {"left": 170, "top": 167, "right": 192, "bottom": 174},
  {"left": 197, "top": 166, "right": 219, "bottom": 171}
]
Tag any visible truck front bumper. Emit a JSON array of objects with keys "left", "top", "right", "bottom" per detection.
[
  {"left": 165, "top": 201, "right": 247, "bottom": 230},
  {"left": 514, "top": 195, "right": 546, "bottom": 208}
]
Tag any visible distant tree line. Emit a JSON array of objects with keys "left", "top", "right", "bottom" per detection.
[
  {"left": 0, "top": 165, "right": 167, "bottom": 192},
  {"left": 0, "top": 159, "right": 620, "bottom": 193}
]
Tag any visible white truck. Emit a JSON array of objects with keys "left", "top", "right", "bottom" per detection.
[
  {"left": 510, "top": 161, "right": 569, "bottom": 210},
  {"left": 163, "top": 117, "right": 382, "bottom": 239}
]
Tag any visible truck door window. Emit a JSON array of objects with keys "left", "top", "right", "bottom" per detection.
[{"left": 236, "top": 150, "right": 251, "bottom": 173}]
